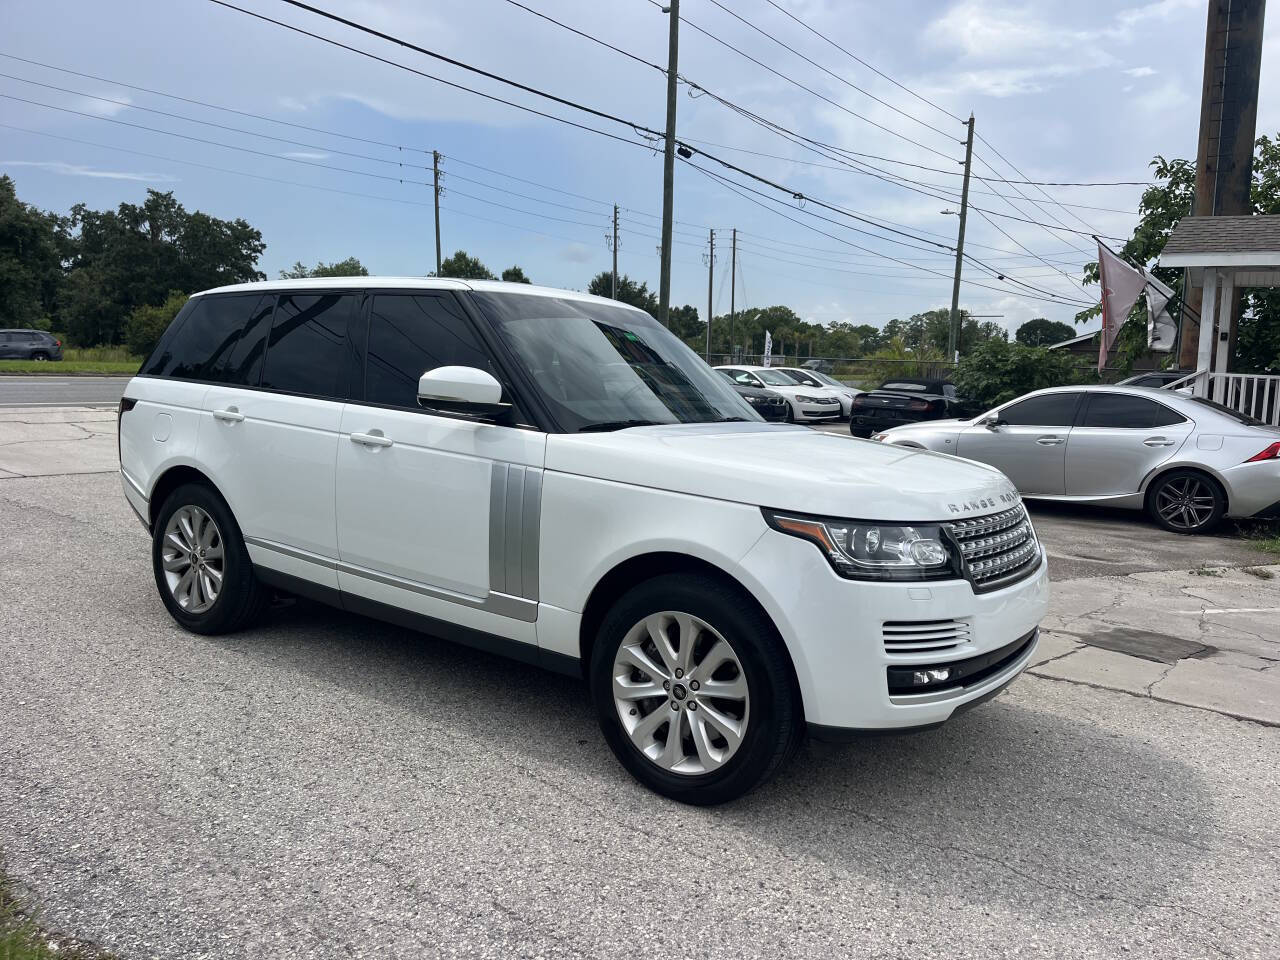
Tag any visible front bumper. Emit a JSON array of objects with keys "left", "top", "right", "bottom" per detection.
[
  {"left": 737, "top": 528, "right": 1049, "bottom": 731},
  {"left": 795, "top": 399, "right": 842, "bottom": 420}
]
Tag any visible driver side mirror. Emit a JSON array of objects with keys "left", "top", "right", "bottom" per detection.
[
  {"left": 978, "top": 415, "right": 1006, "bottom": 429},
  {"left": 417, "top": 366, "right": 512, "bottom": 420}
]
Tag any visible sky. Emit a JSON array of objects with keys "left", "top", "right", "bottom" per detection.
[{"left": 3, "top": 0, "right": 1279, "bottom": 342}]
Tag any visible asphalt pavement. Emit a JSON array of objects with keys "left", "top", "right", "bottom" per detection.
[
  {"left": 0, "top": 375, "right": 128, "bottom": 407},
  {"left": 1, "top": 411, "right": 1278, "bottom": 958}
]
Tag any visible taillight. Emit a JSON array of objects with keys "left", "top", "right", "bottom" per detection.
[
  {"left": 907, "top": 399, "right": 943, "bottom": 412},
  {"left": 55, "top": 339, "right": 61, "bottom": 347},
  {"left": 1244, "top": 441, "right": 1280, "bottom": 463}
]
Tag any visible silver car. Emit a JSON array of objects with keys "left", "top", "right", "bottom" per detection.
[{"left": 874, "top": 385, "right": 1280, "bottom": 534}]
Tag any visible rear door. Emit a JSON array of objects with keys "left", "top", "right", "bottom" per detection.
[
  {"left": 1065, "top": 392, "right": 1193, "bottom": 497},
  {"left": 200, "top": 291, "right": 358, "bottom": 578},
  {"left": 334, "top": 292, "right": 546, "bottom": 642},
  {"left": 956, "top": 392, "right": 1082, "bottom": 495}
]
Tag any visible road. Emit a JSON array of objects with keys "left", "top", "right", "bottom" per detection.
[
  {"left": 0, "top": 376, "right": 127, "bottom": 408},
  {"left": 1, "top": 410, "right": 1278, "bottom": 958}
]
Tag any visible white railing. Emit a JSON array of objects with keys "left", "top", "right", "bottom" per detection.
[{"left": 1163, "top": 370, "right": 1280, "bottom": 425}]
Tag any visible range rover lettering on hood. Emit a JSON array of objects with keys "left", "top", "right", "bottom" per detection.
[{"left": 947, "top": 491, "right": 1021, "bottom": 515}]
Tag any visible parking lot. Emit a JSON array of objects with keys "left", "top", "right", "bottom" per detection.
[{"left": 2, "top": 405, "right": 1279, "bottom": 958}]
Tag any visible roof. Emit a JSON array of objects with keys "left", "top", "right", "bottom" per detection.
[
  {"left": 1159, "top": 215, "right": 1280, "bottom": 267},
  {"left": 1046, "top": 330, "right": 1098, "bottom": 349},
  {"left": 192, "top": 276, "right": 645, "bottom": 311}
]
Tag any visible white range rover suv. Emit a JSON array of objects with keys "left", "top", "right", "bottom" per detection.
[{"left": 119, "top": 278, "right": 1048, "bottom": 804}]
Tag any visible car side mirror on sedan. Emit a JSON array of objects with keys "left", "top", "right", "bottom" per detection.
[
  {"left": 417, "top": 366, "right": 512, "bottom": 420},
  {"left": 978, "top": 415, "right": 1007, "bottom": 430}
]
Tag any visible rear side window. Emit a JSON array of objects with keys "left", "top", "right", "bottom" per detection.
[
  {"left": 220, "top": 296, "right": 275, "bottom": 386},
  {"left": 260, "top": 293, "right": 357, "bottom": 398},
  {"left": 140, "top": 294, "right": 262, "bottom": 382},
  {"left": 1000, "top": 393, "right": 1080, "bottom": 426},
  {"left": 364, "top": 294, "right": 494, "bottom": 408},
  {"left": 1082, "top": 393, "right": 1186, "bottom": 428}
]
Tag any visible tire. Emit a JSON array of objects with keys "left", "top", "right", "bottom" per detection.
[
  {"left": 785, "top": 401, "right": 798, "bottom": 423},
  {"left": 151, "top": 481, "right": 269, "bottom": 634},
  {"left": 590, "top": 573, "right": 803, "bottom": 805},
  {"left": 30, "top": 352, "right": 49, "bottom": 361},
  {"left": 1145, "top": 469, "right": 1227, "bottom": 535}
]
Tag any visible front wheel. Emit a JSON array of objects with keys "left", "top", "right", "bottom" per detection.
[
  {"left": 590, "top": 573, "right": 802, "bottom": 805},
  {"left": 1146, "top": 470, "right": 1226, "bottom": 534},
  {"left": 151, "top": 482, "right": 268, "bottom": 634}
]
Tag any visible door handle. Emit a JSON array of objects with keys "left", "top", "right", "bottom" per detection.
[
  {"left": 1143, "top": 437, "right": 1175, "bottom": 447},
  {"left": 212, "top": 408, "right": 244, "bottom": 423},
  {"left": 1035, "top": 436, "right": 1064, "bottom": 446},
  {"left": 350, "top": 432, "right": 393, "bottom": 448}
]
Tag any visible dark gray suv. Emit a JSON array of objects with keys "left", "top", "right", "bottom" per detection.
[{"left": 0, "top": 329, "right": 63, "bottom": 361}]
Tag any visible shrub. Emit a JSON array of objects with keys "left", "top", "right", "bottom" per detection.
[
  {"left": 123, "top": 291, "right": 187, "bottom": 358},
  {"left": 954, "top": 339, "right": 1095, "bottom": 409}
]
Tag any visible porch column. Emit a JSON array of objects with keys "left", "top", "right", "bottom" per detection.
[
  {"left": 1211, "top": 269, "right": 1235, "bottom": 403},
  {"left": 1195, "top": 268, "right": 1218, "bottom": 397}
]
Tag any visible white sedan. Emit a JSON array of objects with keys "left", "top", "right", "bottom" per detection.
[
  {"left": 776, "top": 367, "right": 864, "bottom": 418},
  {"left": 714, "top": 365, "right": 843, "bottom": 422}
]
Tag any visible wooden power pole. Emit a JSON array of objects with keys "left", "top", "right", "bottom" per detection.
[
  {"left": 1179, "top": 0, "right": 1267, "bottom": 369},
  {"left": 657, "top": 0, "right": 680, "bottom": 327},
  {"left": 948, "top": 115, "right": 975, "bottom": 362},
  {"left": 432, "top": 150, "right": 442, "bottom": 274}
]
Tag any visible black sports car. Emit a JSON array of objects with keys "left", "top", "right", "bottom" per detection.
[
  {"left": 849, "top": 377, "right": 977, "bottom": 437},
  {"left": 718, "top": 370, "right": 789, "bottom": 421}
]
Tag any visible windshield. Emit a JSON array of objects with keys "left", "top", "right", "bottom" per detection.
[
  {"left": 472, "top": 292, "right": 759, "bottom": 431},
  {"left": 755, "top": 369, "right": 801, "bottom": 386},
  {"left": 810, "top": 371, "right": 842, "bottom": 387},
  {"left": 781, "top": 369, "right": 821, "bottom": 387}
]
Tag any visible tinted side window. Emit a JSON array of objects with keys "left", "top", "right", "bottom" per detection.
[
  {"left": 221, "top": 295, "right": 274, "bottom": 387},
  {"left": 365, "top": 294, "right": 494, "bottom": 408},
  {"left": 139, "top": 295, "right": 262, "bottom": 381},
  {"left": 1082, "top": 394, "right": 1185, "bottom": 428},
  {"left": 140, "top": 298, "right": 203, "bottom": 378},
  {"left": 260, "top": 293, "right": 356, "bottom": 398},
  {"left": 1000, "top": 393, "right": 1080, "bottom": 426}
]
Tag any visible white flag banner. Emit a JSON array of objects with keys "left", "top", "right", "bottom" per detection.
[
  {"left": 1097, "top": 241, "right": 1147, "bottom": 371},
  {"left": 763, "top": 330, "right": 773, "bottom": 366},
  {"left": 1145, "top": 273, "right": 1177, "bottom": 353}
]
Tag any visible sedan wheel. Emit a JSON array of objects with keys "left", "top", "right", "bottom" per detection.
[{"left": 1147, "top": 471, "right": 1225, "bottom": 534}]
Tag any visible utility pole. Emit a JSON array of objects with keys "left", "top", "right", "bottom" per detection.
[
  {"left": 432, "top": 150, "right": 442, "bottom": 274},
  {"left": 705, "top": 228, "right": 715, "bottom": 361},
  {"left": 657, "top": 0, "right": 681, "bottom": 327},
  {"left": 729, "top": 227, "right": 737, "bottom": 362},
  {"left": 947, "top": 114, "right": 975, "bottom": 363},
  {"left": 1179, "top": 0, "right": 1267, "bottom": 371},
  {"left": 612, "top": 204, "right": 619, "bottom": 299}
]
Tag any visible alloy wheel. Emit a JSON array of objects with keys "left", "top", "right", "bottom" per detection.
[
  {"left": 160, "top": 505, "right": 225, "bottom": 614},
  {"left": 1154, "top": 476, "right": 1217, "bottom": 531},
  {"left": 612, "top": 611, "right": 750, "bottom": 775}
]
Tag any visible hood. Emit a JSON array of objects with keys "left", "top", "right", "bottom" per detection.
[
  {"left": 881, "top": 417, "right": 970, "bottom": 436},
  {"left": 545, "top": 422, "right": 1018, "bottom": 521}
]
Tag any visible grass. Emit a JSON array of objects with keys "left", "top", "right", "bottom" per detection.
[
  {"left": 0, "top": 345, "right": 142, "bottom": 375},
  {"left": 0, "top": 872, "right": 113, "bottom": 960}
]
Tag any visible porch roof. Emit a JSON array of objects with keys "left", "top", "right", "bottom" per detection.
[{"left": 1158, "top": 214, "right": 1280, "bottom": 268}]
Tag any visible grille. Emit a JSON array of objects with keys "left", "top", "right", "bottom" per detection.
[
  {"left": 882, "top": 619, "right": 970, "bottom": 653},
  {"left": 946, "top": 505, "right": 1040, "bottom": 591}
]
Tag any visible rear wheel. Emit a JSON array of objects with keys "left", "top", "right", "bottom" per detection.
[
  {"left": 30, "top": 352, "right": 49, "bottom": 361},
  {"left": 151, "top": 482, "right": 268, "bottom": 633},
  {"left": 591, "top": 573, "right": 802, "bottom": 805},
  {"left": 1146, "top": 470, "right": 1226, "bottom": 534}
]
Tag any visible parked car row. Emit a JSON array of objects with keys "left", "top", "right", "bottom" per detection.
[
  {"left": 714, "top": 365, "right": 861, "bottom": 422},
  {"left": 874, "top": 385, "right": 1280, "bottom": 534}
]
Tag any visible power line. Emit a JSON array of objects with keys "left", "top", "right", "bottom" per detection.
[{"left": 637, "top": 0, "right": 960, "bottom": 163}]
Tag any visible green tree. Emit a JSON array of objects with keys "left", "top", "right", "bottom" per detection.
[
  {"left": 500, "top": 265, "right": 531, "bottom": 283},
  {"left": 1015, "top": 317, "right": 1075, "bottom": 347},
  {"left": 61, "top": 189, "right": 263, "bottom": 345},
  {"left": 280, "top": 256, "right": 368, "bottom": 278},
  {"left": 587, "top": 271, "right": 658, "bottom": 315},
  {"left": 0, "top": 175, "right": 67, "bottom": 328},
  {"left": 435, "top": 250, "right": 494, "bottom": 280},
  {"left": 668, "top": 304, "right": 702, "bottom": 342},
  {"left": 954, "top": 339, "right": 1095, "bottom": 409},
  {"left": 123, "top": 290, "right": 188, "bottom": 357}
]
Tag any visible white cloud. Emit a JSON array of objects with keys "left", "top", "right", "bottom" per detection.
[
  {"left": 76, "top": 93, "right": 132, "bottom": 117},
  {"left": 559, "top": 243, "right": 593, "bottom": 264},
  {"left": 0, "top": 160, "right": 179, "bottom": 182},
  {"left": 281, "top": 151, "right": 331, "bottom": 161},
  {"left": 1123, "top": 66, "right": 1158, "bottom": 78}
]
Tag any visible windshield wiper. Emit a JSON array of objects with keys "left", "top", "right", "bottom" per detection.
[
  {"left": 576, "top": 419, "right": 663, "bottom": 432},
  {"left": 716, "top": 416, "right": 750, "bottom": 422}
]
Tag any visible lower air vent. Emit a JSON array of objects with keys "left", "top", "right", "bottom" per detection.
[{"left": 882, "top": 619, "right": 971, "bottom": 653}]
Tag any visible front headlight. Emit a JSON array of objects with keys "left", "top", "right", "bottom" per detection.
[
  {"left": 744, "top": 395, "right": 763, "bottom": 405},
  {"left": 795, "top": 394, "right": 825, "bottom": 402},
  {"left": 763, "top": 509, "right": 958, "bottom": 581}
]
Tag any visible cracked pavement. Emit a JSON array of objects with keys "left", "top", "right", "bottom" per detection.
[{"left": 2, "top": 406, "right": 1279, "bottom": 958}]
